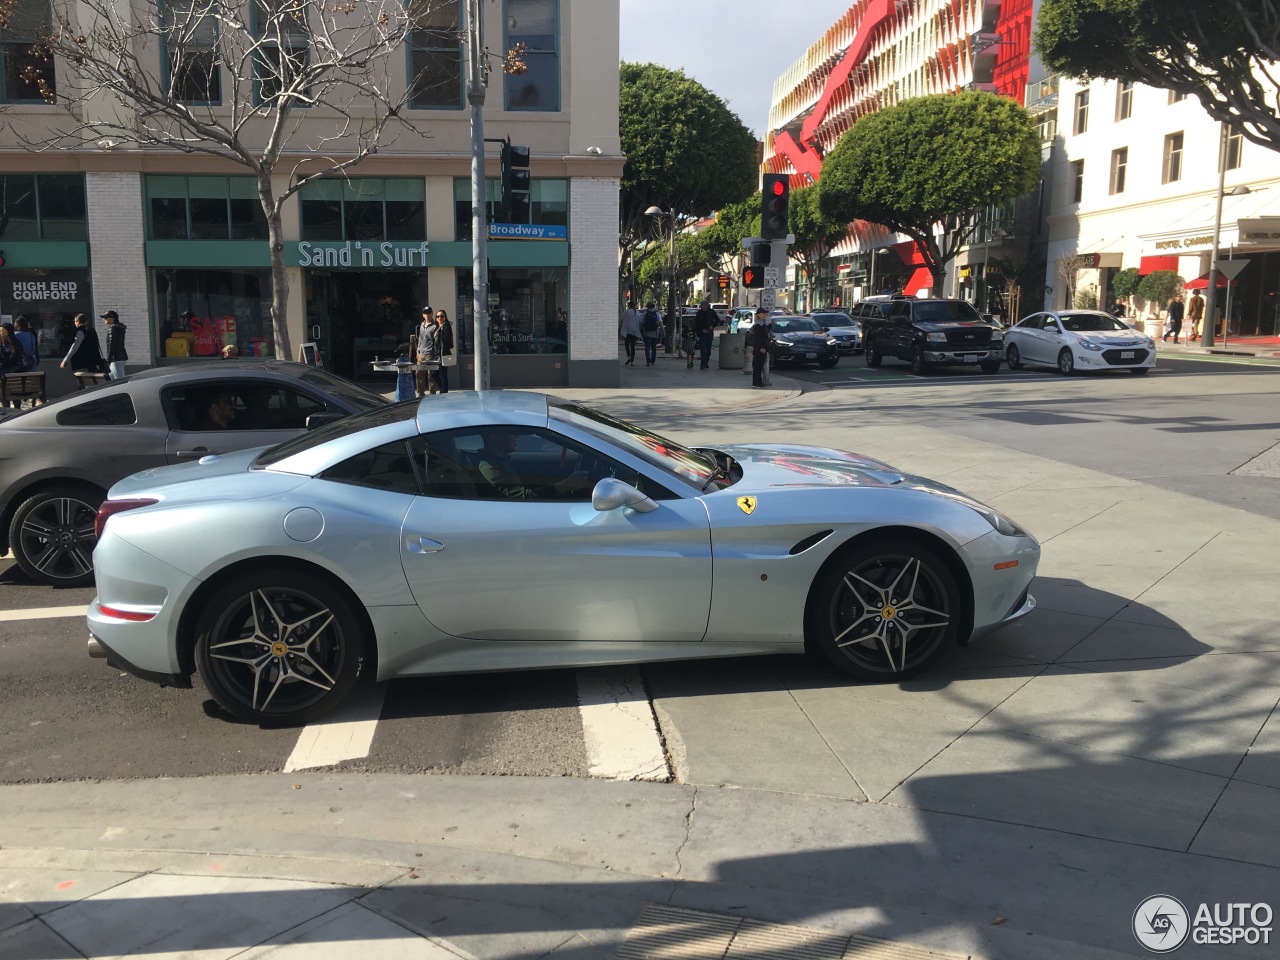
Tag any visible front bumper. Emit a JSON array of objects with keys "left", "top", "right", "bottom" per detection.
[
  {"left": 923, "top": 347, "right": 1000, "bottom": 365},
  {"left": 775, "top": 345, "right": 837, "bottom": 363}
]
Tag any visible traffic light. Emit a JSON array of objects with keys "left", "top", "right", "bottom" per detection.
[
  {"left": 500, "top": 141, "right": 530, "bottom": 222},
  {"left": 742, "top": 266, "right": 764, "bottom": 288},
  {"left": 761, "top": 173, "right": 790, "bottom": 240},
  {"left": 750, "top": 241, "right": 771, "bottom": 266}
]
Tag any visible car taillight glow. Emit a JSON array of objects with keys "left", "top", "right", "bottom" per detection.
[
  {"left": 98, "top": 605, "right": 157, "bottom": 622},
  {"left": 94, "top": 498, "right": 159, "bottom": 539}
]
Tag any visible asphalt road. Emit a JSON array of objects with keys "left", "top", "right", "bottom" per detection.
[{"left": 2, "top": 355, "right": 1278, "bottom": 787}]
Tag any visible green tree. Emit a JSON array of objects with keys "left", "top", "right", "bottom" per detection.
[
  {"left": 817, "top": 93, "right": 1041, "bottom": 290},
  {"left": 1111, "top": 267, "right": 1142, "bottom": 301},
  {"left": 789, "top": 185, "right": 850, "bottom": 299},
  {"left": 1138, "top": 270, "right": 1182, "bottom": 307},
  {"left": 1035, "top": 0, "right": 1280, "bottom": 152},
  {"left": 619, "top": 63, "right": 758, "bottom": 298}
]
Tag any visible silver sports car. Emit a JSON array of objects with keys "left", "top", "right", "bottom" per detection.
[{"left": 88, "top": 392, "right": 1039, "bottom": 724}]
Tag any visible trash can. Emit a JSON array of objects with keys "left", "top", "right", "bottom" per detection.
[{"left": 718, "top": 332, "right": 745, "bottom": 370}]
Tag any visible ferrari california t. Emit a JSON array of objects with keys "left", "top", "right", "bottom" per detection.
[{"left": 88, "top": 393, "right": 1039, "bottom": 724}]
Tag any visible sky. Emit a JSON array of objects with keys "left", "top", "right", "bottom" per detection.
[{"left": 619, "top": 0, "right": 854, "bottom": 136}]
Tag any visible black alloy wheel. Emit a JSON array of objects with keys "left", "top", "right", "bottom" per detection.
[
  {"left": 808, "top": 538, "right": 960, "bottom": 680},
  {"left": 195, "top": 570, "right": 367, "bottom": 725},
  {"left": 910, "top": 345, "right": 929, "bottom": 375},
  {"left": 980, "top": 360, "right": 1001, "bottom": 374},
  {"left": 819, "top": 356, "right": 839, "bottom": 369},
  {"left": 1005, "top": 344, "right": 1022, "bottom": 370},
  {"left": 1057, "top": 348, "right": 1075, "bottom": 375},
  {"left": 1129, "top": 367, "right": 1151, "bottom": 376},
  {"left": 9, "top": 484, "right": 103, "bottom": 586},
  {"left": 865, "top": 338, "right": 882, "bottom": 367}
]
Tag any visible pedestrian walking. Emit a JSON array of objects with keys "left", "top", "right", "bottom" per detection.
[
  {"left": 415, "top": 306, "right": 438, "bottom": 396},
  {"left": 640, "top": 302, "right": 663, "bottom": 366},
  {"left": 12, "top": 316, "right": 38, "bottom": 371},
  {"left": 750, "top": 307, "right": 771, "bottom": 388},
  {"left": 680, "top": 314, "right": 696, "bottom": 368},
  {"left": 1187, "top": 290, "right": 1205, "bottom": 341},
  {"left": 431, "top": 309, "right": 455, "bottom": 394},
  {"left": 694, "top": 301, "right": 717, "bottom": 369},
  {"left": 1163, "top": 294, "right": 1185, "bottom": 343},
  {"left": 59, "top": 313, "right": 107, "bottom": 374},
  {"left": 620, "top": 304, "right": 642, "bottom": 366},
  {"left": 102, "top": 310, "right": 129, "bottom": 379}
]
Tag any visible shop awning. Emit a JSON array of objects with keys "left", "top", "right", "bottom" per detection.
[
  {"left": 1183, "top": 271, "right": 1238, "bottom": 289},
  {"left": 1139, "top": 255, "right": 1180, "bottom": 275}
]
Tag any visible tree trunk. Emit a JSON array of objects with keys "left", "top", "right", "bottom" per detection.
[{"left": 260, "top": 175, "right": 292, "bottom": 361}]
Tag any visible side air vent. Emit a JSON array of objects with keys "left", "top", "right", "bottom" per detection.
[{"left": 789, "top": 529, "right": 834, "bottom": 556}]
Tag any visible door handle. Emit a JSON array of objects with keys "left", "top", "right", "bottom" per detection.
[
  {"left": 311, "top": 325, "right": 321, "bottom": 340},
  {"left": 406, "top": 536, "right": 445, "bottom": 554},
  {"left": 176, "top": 447, "right": 215, "bottom": 459}
]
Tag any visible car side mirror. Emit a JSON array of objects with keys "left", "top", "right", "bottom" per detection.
[
  {"left": 305, "top": 412, "right": 345, "bottom": 430},
  {"left": 592, "top": 477, "right": 658, "bottom": 513}
]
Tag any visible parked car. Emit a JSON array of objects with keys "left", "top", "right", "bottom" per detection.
[
  {"left": 850, "top": 296, "right": 900, "bottom": 326},
  {"left": 710, "top": 302, "right": 731, "bottom": 324},
  {"left": 1004, "top": 310, "right": 1156, "bottom": 375},
  {"left": 729, "top": 308, "right": 757, "bottom": 333},
  {"left": 87, "top": 391, "right": 1039, "bottom": 724},
  {"left": 0, "top": 362, "right": 387, "bottom": 586},
  {"left": 768, "top": 316, "right": 840, "bottom": 368},
  {"left": 810, "top": 311, "right": 863, "bottom": 354},
  {"left": 862, "top": 298, "right": 1003, "bottom": 374}
]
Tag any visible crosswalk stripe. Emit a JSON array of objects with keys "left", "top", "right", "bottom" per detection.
[
  {"left": 576, "top": 667, "right": 670, "bottom": 781},
  {"left": 283, "top": 684, "right": 387, "bottom": 772},
  {"left": 0, "top": 604, "right": 88, "bottom": 622}
]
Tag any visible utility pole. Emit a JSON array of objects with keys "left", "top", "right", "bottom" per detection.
[{"left": 464, "top": 0, "right": 490, "bottom": 390}]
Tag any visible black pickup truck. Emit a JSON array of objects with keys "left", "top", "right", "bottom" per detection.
[{"left": 861, "top": 297, "right": 1003, "bottom": 374}]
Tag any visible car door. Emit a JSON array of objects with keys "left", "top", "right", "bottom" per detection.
[
  {"left": 1011, "top": 314, "right": 1044, "bottom": 363},
  {"left": 400, "top": 425, "right": 713, "bottom": 643},
  {"left": 161, "top": 379, "right": 329, "bottom": 462},
  {"left": 887, "top": 302, "right": 912, "bottom": 358},
  {"left": 1039, "top": 316, "right": 1066, "bottom": 364}
]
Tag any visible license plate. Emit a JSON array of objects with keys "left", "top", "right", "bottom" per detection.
[
  {"left": 964, "top": 355, "right": 977, "bottom": 363},
  {"left": 1121, "top": 351, "right": 1134, "bottom": 359},
  {"left": 805, "top": 352, "right": 816, "bottom": 359}
]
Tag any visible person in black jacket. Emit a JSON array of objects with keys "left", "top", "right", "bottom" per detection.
[
  {"left": 59, "top": 314, "right": 107, "bottom": 374},
  {"left": 750, "top": 307, "right": 771, "bottom": 388},
  {"left": 102, "top": 310, "right": 129, "bottom": 379},
  {"left": 430, "top": 309, "right": 455, "bottom": 394},
  {"left": 694, "top": 301, "right": 718, "bottom": 369}
]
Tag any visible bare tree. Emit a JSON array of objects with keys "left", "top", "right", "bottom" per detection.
[
  {"left": 0, "top": 0, "right": 454, "bottom": 359},
  {"left": 1055, "top": 253, "right": 1095, "bottom": 311}
]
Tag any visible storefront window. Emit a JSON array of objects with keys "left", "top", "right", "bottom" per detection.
[
  {"left": 455, "top": 267, "right": 567, "bottom": 355},
  {"left": 145, "top": 176, "right": 268, "bottom": 241},
  {"left": 453, "top": 178, "right": 567, "bottom": 240},
  {"left": 0, "top": 269, "right": 90, "bottom": 359},
  {"left": 153, "top": 268, "right": 274, "bottom": 358},
  {"left": 0, "top": 174, "right": 86, "bottom": 240},
  {"left": 504, "top": 0, "right": 558, "bottom": 111},
  {"left": 300, "top": 178, "right": 425, "bottom": 242}
]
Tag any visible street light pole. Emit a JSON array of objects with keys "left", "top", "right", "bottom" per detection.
[
  {"left": 1202, "top": 123, "right": 1229, "bottom": 348},
  {"left": 464, "top": 0, "right": 490, "bottom": 390}
]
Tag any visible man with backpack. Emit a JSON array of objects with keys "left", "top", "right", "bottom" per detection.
[{"left": 640, "top": 302, "right": 664, "bottom": 366}]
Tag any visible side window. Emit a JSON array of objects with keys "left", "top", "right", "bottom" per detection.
[
  {"left": 55, "top": 394, "right": 137, "bottom": 426},
  {"left": 165, "top": 381, "right": 328, "bottom": 432},
  {"left": 320, "top": 439, "right": 421, "bottom": 496},
  {"left": 888, "top": 303, "right": 909, "bottom": 323},
  {"left": 1018, "top": 315, "right": 1043, "bottom": 331}
]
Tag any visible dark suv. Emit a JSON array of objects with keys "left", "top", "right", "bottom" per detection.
[{"left": 861, "top": 297, "right": 1003, "bottom": 374}]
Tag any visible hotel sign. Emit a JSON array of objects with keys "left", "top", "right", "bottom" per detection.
[
  {"left": 1153, "top": 234, "right": 1214, "bottom": 251},
  {"left": 290, "top": 241, "right": 431, "bottom": 268},
  {"left": 1238, "top": 218, "right": 1280, "bottom": 243}
]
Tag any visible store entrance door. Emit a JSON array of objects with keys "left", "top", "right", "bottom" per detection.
[{"left": 305, "top": 272, "right": 423, "bottom": 380}]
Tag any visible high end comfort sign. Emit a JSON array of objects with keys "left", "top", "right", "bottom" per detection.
[{"left": 291, "top": 241, "right": 431, "bottom": 268}]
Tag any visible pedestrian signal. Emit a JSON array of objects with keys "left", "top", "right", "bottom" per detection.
[{"left": 743, "top": 266, "right": 763, "bottom": 288}]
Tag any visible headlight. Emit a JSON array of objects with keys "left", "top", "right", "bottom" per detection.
[
  {"left": 971, "top": 503, "right": 1031, "bottom": 538},
  {"left": 1074, "top": 337, "right": 1103, "bottom": 352},
  {"left": 827, "top": 338, "right": 839, "bottom": 346},
  {"left": 926, "top": 332, "right": 947, "bottom": 343},
  {"left": 989, "top": 333, "right": 1003, "bottom": 344}
]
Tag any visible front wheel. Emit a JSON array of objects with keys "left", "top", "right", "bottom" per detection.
[
  {"left": 865, "top": 339, "right": 882, "bottom": 367},
  {"left": 1057, "top": 348, "right": 1076, "bottom": 375},
  {"left": 1005, "top": 344, "right": 1022, "bottom": 370},
  {"left": 807, "top": 538, "right": 961, "bottom": 681},
  {"left": 8, "top": 484, "right": 103, "bottom": 586},
  {"left": 194, "top": 570, "right": 367, "bottom": 725},
  {"left": 980, "top": 360, "right": 1001, "bottom": 374},
  {"left": 1129, "top": 367, "right": 1152, "bottom": 376},
  {"left": 910, "top": 345, "right": 929, "bottom": 375},
  {"left": 819, "top": 357, "right": 839, "bottom": 369}
]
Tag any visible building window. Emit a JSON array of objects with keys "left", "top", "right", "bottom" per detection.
[
  {"left": 153, "top": 268, "right": 275, "bottom": 358},
  {"left": 1115, "top": 81, "right": 1132, "bottom": 121},
  {"left": 1169, "top": 90, "right": 1187, "bottom": 104},
  {"left": 1163, "top": 132, "right": 1184, "bottom": 184},
  {"left": 254, "top": 0, "right": 309, "bottom": 105},
  {"left": 300, "top": 178, "right": 425, "bottom": 242},
  {"left": 0, "top": 174, "right": 86, "bottom": 240},
  {"left": 1073, "top": 89, "right": 1089, "bottom": 135},
  {"left": 1035, "top": 114, "right": 1057, "bottom": 143},
  {"left": 162, "top": 0, "right": 221, "bottom": 104},
  {"left": 1070, "top": 159, "right": 1084, "bottom": 203},
  {"left": 0, "top": 0, "right": 55, "bottom": 102},
  {"left": 1109, "top": 148, "right": 1127, "bottom": 195},
  {"left": 1224, "top": 125, "right": 1244, "bottom": 171},
  {"left": 409, "top": 0, "right": 462, "bottom": 108},
  {"left": 145, "top": 176, "right": 268, "bottom": 241},
  {"left": 453, "top": 177, "right": 567, "bottom": 240},
  {"left": 456, "top": 267, "right": 567, "bottom": 355},
  {"left": 504, "top": 0, "right": 559, "bottom": 111}
]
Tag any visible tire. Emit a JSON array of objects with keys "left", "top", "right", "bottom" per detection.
[
  {"left": 910, "top": 345, "right": 929, "bottom": 376},
  {"left": 1005, "top": 344, "right": 1022, "bottom": 370},
  {"left": 819, "top": 357, "right": 839, "bottom": 369},
  {"left": 1129, "top": 367, "right": 1151, "bottom": 376},
  {"left": 194, "top": 569, "right": 368, "bottom": 725},
  {"left": 980, "top": 360, "right": 1001, "bottom": 374},
  {"left": 807, "top": 537, "right": 961, "bottom": 681},
  {"left": 8, "top": 484, "right": 103, "bottom": 586},
  {"left": 865, "top": 338, "right": 882, "bottom": 367},
  {"left": 1057, "top": 348, "right": 1075, "bottom": 375}
]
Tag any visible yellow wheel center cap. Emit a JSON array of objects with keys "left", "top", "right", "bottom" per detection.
[
  {"left": 881, "top": 605, "right": 897, "bottom": 620},
  {"left": 271, "top": 641, "right": 288, "bottom": 657}
]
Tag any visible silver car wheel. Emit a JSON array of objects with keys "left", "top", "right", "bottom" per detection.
[
  {"left": 810, "top": 540, "right": 959, "bottom": 679},
  {"left": 196, "top": 573, "right": 364, "bottom": 724},
  {"left": 10, "top": 486, "right": 100, "bottom": 586}
]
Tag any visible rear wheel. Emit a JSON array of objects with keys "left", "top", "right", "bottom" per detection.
[
  {"left": 1005, "top": 344, "right": 1022, "bottom": 370},
  {"left": 194, "top": 570, "right": 367, "bottom": 725},
  {"left": 865, "top": 339, "right": 882, "bottom": 367},
  {"left": 1057, "top": 348, "right": 1076, "bottom": 375},
  {"left": 8, "top": 484, "right": 103, "bottom": 586},
  {"left": 808, "top": 538, "right": 960, "bottom": 681}
]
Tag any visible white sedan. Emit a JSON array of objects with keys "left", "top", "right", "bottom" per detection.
[{"left": 1004, "top": 310, "right": 1155, "bottom": 376}]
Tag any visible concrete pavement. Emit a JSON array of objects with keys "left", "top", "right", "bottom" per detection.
[{"left": 3, "top": 348, "right": 1278, "bottom": 960}]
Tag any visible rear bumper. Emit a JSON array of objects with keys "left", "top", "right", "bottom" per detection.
[{"left": 87, "top": 629, "right": 190, "bottom": 688}]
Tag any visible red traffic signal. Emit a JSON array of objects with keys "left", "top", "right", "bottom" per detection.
[
  {"left": 761, "top": 173, "right": 790, "bottom": 240},
  {"left": 743, "top": 266, "right": 763, "bottom": 288}
]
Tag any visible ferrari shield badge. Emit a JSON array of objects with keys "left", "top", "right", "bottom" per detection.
[{"left": 737, "top": 496, "right": 757, "bottom": 516}]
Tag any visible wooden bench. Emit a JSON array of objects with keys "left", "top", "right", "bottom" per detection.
[
  {"left": 74, "top": 371, "right": 110, "bottom": 390},
  {"left": 1, "top": 371, "right": 46, "bottom": 408}
]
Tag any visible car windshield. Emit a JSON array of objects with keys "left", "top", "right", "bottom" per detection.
[
  {"left": 550, "top": 400, "right": 718, "bottom": 489},
  {"left": 814, "top": 314, "right": 853, "bottom": 327},
  {"left": 295, "top": 368, "right": 389, "bottom": 411},
  {"left": 772, "top": 318, "right": 822, "bottom": 333},
  {"left": 252, "top": 402, "right": 419, "bottom": 467},
  {"left": 1061, "top": 314, "right": 1130, "bottom": 332},
  {"left": 913, "top": 301, "right": 983, "bottom": 323}
]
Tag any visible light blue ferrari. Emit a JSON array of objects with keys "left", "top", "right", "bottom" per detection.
[{"left": 87, "top": 392, "right": 1039, "bottom": 724}]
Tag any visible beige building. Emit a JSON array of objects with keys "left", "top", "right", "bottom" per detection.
[{"left": 0, "top": 0, "right": 623, "bottom": 389}]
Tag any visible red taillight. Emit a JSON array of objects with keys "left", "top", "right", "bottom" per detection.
[
  {"left": 94, "top": 498, "right": 159, "bottom": 540},
  {"left": 98, "top": 605, "right": 157, "bottom": 622}
]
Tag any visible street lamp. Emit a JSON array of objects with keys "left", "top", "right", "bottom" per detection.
[
  {"left": 1202, "top": 165, "right": 1256, "bottom": 347},
  {"left": 867, "top": 246, "right": 891, "bottom": 297},
  {"left": 645, "top": 205, "right": 677, "bottom": 352}
]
